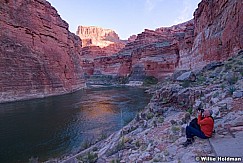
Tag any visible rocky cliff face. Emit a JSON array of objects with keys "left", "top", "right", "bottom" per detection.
[
  {"left": 77, "top": 26, "right": 126, "bottom": 77},
  {"left": 86, "top": 20, "right": 194, "bottom": 80},
  {"left": 130, "top": 20, "right": 194, "bottom": 79},
  {"left": 76, "top": 26, "right": 125, "bottom": 55},
  {"left": 188, "top": 0, "right": 243, "bottom": 69},
  {"left": 83, "top": 0, "right": 242, "bottom": 81},
  {"left": 76, "top": 26, "right": 122, "bottom": 48},
  {"left": 0, "top": 0, "right": 85, "bottom": 103}
]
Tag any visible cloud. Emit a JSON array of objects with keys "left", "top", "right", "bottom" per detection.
[{"left": 174, "top": 0, "right": 195, "bottom": 24}]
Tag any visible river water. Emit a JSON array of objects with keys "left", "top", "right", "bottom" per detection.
[{"left": 0, "top": 86, "right": 151, "bottom": 163}]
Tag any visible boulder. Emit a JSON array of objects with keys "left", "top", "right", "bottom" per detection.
[
  {"left": 202, "top": 62, "right": 223, "bottom": 71},
  {"left": 176, "top": 71, "right": 196, "bottom": 82},
  {"left": 171, "top": 70, "right": 188, "bottom": 81}
]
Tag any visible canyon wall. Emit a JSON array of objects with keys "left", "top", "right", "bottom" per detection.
[
  {"left": 77, "top": 26, "right": 126, "bottom": 78},
  {"left": 0, "top": 0, "right": 85, "bottom": 103},
  {"left": 130, "top": 20, "right": 194, "bottom": 79},
  {"left": 76, "top": 26, "right": 124, "bottom": 48},
  {"left": 187, "top": 0, "right": 243, "bottom": 69},
  {"left": 1, "top": 0, "right": 242, "bottom": 102},
  {"left": 82, "top": 0, "right": 242, "bottom": 81},
  {"left": 77, "top": 26, "right": 125, "bottom": 58},
  {"left": 84, "top": 20, "right": 194, "bottom": 80}
]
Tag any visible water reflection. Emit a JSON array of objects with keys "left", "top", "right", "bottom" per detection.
[{"left": 0, "top": 86, "right": 151, "bottom": 162}]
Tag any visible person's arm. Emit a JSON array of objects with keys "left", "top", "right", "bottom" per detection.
[
  {"left": 198, "top": 116, "right": 211, "bottom": 125},
  {"left": 197, "top": 112, "right": 203, "bottom": 123}
]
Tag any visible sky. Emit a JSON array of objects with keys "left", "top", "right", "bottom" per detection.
[{"left": 47, "top": 0, "right": 201, "bottom": 40}]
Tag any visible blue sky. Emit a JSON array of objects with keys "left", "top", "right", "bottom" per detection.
[{"left": 47, "top": 0, "right": 201, "bottom": 39}]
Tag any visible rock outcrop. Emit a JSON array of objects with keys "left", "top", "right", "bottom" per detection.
[
  {"left": 77, "top": 26, "right": 126, "bottom": 78},
  {"left": 77, "top": 26, "right": 125, "bottom": 58},
  {"left": 0, "top": 0, "right": 85, "bottom": 103},
  {"left": 76, "top": 26, "right": 122, "bottom": 48},
  {"left": 188, "top": 0, "right": 243, "bottom": 69},
  {"left": 130, "top": 20, "right": 194, "bottom": 79}
]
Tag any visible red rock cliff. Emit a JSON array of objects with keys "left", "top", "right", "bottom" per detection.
[
  {"left": 76, "top": 26, "right": 123, "bottom": 48},
  {"left": 82, "top": 20, "right": 194, "bottom": 80},
  {"left": 77, "top": 26, "right": 126, "bottom": 77},
  {"left": 84, "top": 0, "right": 242, "bottom": 79},
  {"left": 0, "top": 0, "right": 85, "bottom": 103},
  {"left": 188, "top": 0, "right": 243, "bottom": 69}
]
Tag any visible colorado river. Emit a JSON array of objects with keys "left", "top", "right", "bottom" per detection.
[{"left": 0, "top": 86, "right": 151, "bottom": 162}]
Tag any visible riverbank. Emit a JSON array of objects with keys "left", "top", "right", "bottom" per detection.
[{"left": 57, "top": 51, "right": 243, "bottom": 163}]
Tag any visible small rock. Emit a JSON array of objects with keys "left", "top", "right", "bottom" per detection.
[
  {"left": 222, "top": 131, "right": 228, "bottom": 135},
  {"left": 217, "top": 103, "right": 227, "bottom": 110},
  {"left": 211, "top": 97, "right": 219, "bottom": 105},
  {"left": 211, "top": 106, "right": 220, "bottom": 117},
  {"left": 230, "top": 126, "right": 243, "bottom": 132},
  {"left": 170, "top": 120, "right": 177, "bottom": 125},
  {"left": 231, "top": 116, "right": 243, "bottom": 127},
  {"left": 233, "top": 91, "right": 243, "bottom": 98},
  {"left": 193, "top": 100, "right": 202, "bottom": 109},
  {"left": 146, "top": 143, "right": 152, "bottom": 151},
  {"left": 154, "top": 148, "right": 160, "bottom": 153}
]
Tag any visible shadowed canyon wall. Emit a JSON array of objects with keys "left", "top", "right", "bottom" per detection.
[{"left": 0, "top": 0, "right": 85, "bottom": 103}]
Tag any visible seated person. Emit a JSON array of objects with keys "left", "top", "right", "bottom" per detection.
[{"left": 182, "top": 109, "right": 214, "bottom": 147}]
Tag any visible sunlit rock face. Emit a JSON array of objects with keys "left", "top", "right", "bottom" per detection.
[
  {"left": 77, "top": 26, "right": 126, "bottom": 77},
  {"left": 87, "top": 0, "right": 243, "bottom": 79},
  {"left": 80, "top": 20, "right": 195, "bottom": 80},
  {"left": 0, "top": 0, "right": 85, "bottom": 103},
  {"left": 76, "top": 26, "right": 122, "bottom": 48},
  {"left": 187, "top": 0, "right": 243, "bottom": 69},
  {"left": 77, "top": 26, "right": 126, "bottom": 58},
  {"left": 76, "top": 26, "right": 125, "bottom": 56}
]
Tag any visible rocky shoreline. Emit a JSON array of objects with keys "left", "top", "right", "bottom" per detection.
[{"left": 48, "top": 51, "right": 243, "bottom": 163}]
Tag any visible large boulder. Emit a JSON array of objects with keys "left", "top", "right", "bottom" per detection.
[{"left": 176, "top": 71, "right": 196, "bottom": 82}]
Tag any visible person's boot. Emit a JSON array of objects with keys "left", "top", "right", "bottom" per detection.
[{"left": 182, "top": 138, "right": 193, "bottom": 147}]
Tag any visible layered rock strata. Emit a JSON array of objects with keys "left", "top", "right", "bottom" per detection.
[
  {"left": 188, "top": 0, "right": 243, "bottom": 69},
  {"left": 80, "top": 20, "right": 195, "bottom": 81},
  {"left": 80, "top": 0, "right": 243, "bottom": 81},
  {"left": 77, "top": 26, "right": 125, "bottom": 58},
  {"left": 76, "top": 26, "right": 123, "bottom": 48},
  {"left": 0, "top": 0, "right": 85, "bottom": 103}
]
